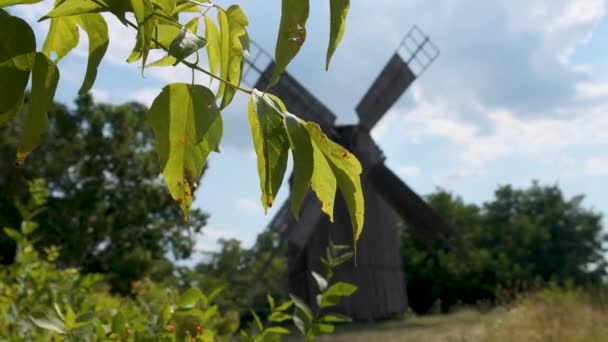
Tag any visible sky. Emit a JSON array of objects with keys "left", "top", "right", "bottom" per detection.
[{"left": 11, "top": 0, "right": 608, "bottom": 260}]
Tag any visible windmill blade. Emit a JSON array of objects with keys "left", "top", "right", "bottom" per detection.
[
  {"left": 356, "top": 26, "right": 439, "bottom": 131},
  {"left": 369, "top": 163, "right": 450, "bottom": 247},
  {"left": 243, "top": 41, "right": 336, "bottom": 132}
]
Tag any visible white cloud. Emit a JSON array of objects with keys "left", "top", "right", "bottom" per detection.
[
  {"left": 127, "top": 88, "right": 160, "bottom": 107},
  {"left": 583, "top": 157, "right": 608, "bottom": 175},
  {"left": 396, "top": 166, "right": 420, "bottom": 178},
  {"left": 395, "top": 87, "right": 608, "bottom": 170},
  {"left": 90, "top": 88, "right": 111, "bottom": 103},
  {"left": 236, "top": 198, "right": 261, "bottom": 213},
  {"left": 575, "top": 81, "right": 608, "bottom": 100}
]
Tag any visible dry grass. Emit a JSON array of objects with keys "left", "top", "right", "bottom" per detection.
[{"left": 315, "top": 288, "right": 608, "bottom": 342}]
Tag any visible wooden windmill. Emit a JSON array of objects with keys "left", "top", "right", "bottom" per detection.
[{"left": 244, "top": 26, "right": 450, "bottom": 321}]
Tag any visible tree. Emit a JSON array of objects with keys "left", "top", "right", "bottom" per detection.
[
  {"left": 0, "top": 94, "right": 207, "bottom": 293},
  {"left": 0, "top": 0, "right": 366, "bottom": 253},
  {"left": 401, "top": 183, "right": 607, "bottom": 314}
]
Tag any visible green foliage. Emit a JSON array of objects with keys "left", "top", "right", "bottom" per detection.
[
  {"left": 2, "top": 0, "right": 363, "bottom": 248},
  {"left": 1, "top": 183, "right": 357, "bottom": 341},
  {"left": 401, "top": 182, "right": 608, "bottom": 314},
  {"left": 1, "top": 95, "right": 207, "bottom": 292}
]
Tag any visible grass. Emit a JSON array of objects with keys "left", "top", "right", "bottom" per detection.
[{"left": 316, "top": 288, "right": 608, "bottom": 341}]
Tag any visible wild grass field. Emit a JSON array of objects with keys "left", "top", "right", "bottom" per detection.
[{"left": 317, "top": 288, "right": 608, "bottom": 342}]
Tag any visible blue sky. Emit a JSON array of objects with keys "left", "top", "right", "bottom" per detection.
[{"left": 12, "top": 0, "right": 608, "bottom": 259}]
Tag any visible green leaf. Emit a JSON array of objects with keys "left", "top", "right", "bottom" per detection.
[
  {"left": 75, "top": 13, "right": 109, "bottom": 95},
  {"left": 332, "top": 251, "right": 353, "bottom": 267},
  {"left": 204, "top": 15, "right": 220, "bottom": 80},
  {"left": 29, "top": 315, "right": 65, "bottom": 334},
  {"left": 265, "top": 326, "right": 290, "bottom": 335},
  {"left": 289, "top": 294, "right": 312, "bottom": 320},
  {"left": 292, "top": 307, "right": 310, "bottom": 337},
  {"left": 219, "top": 5, "right": 249, "bottom": 109},
  {"left": 326, "top": 0, "right": 350, "bottom": 70},
  {"left": 64, "top": 305, "right": 76, "bottom": 332},
  {"left": 130, "top": 0, "right": 154, "bottom": 73},
  {"left": 3, "top": 227, "right": 21, "bottom": 242},
  {"left": 269, "top": 0, "right": 309, "bottom": 87},
  {"left": 311, "top": 271, "right": 328, "bottom": 292},
  {"left": 250, "top": 309, "right": 263, "bottom": 332},
  {"left": 313, "top": 322, "right": 335, "bottom": 334},
  {"left": 177, "top": 288, "right": 203, "bottom": 309},
  {"left": 275, "top": 299, "right": 293, "bottom": 312},
  {"left": 0, "top": 14, "right": 35, "bottom": 116},
  {"left": 0, "top": 0, "right": 45, "bottom": 8},
  {"left": 248, "top": 90, "right": 290, "bottom": 213},
  {"left": 284, "top": 113, "right": 313, "bottom": 219},
  {"left": 160, "top": 303, "right": 172, "bottom": 325},
  {"left": 41, "top": 0, "right": 107, "bottom": 19},
  {"left": 267, "top": 293, "right": 275, "bottom": 310},
  {"left": 216, "top": 9, "right": 229, "bottom": 99},
  {"left": 42, "top": 16, "right": 79, "bottom": 63},
  {"left": 148, "top": 83, "right": 223, "bottom": 217},
  {"left": 305, "top": 122, "right": 364, "bottom": 244},
  {"left": 154, "top": 0, "right": 176, "bottom": 14},
  {"left": 16, "top": 53, "right": 60, "bottom": 163},
  {"left": 207, "top": 285, "right": 225, "bottom": 304},
  {"left": 111, "top": 312, "right": 126, "bottom": 334},
  {"left": 268, "top": 312, "right": 291, "bottom": 323},
  {"left": 310, "top": 133, "right": 337, "bottom": 221},
  {"left": 320, "top": 313, "right": 351, "bottom": 323},
  {"left": 320, "top": 282, "right": 357, "bottom": 308}
]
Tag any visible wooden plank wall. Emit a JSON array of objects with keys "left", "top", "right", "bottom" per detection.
[{"left": 289, "top": 176, "right": 408, "bottom": 321}]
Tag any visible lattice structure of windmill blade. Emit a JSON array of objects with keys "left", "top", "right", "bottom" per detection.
[
  {"left": 356, "top": 26, "right": 439, "bottom": 132},
  {"left": 242, "top": 39, "right": 274, "bottom": 88}
]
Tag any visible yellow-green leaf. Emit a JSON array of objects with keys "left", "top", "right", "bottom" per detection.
[
  {"left": 204, "top": 15, "right": 220, "bottom": 79},
  {"left": 130, "top": 0, "right": 154, "bottom": 73},
  {"left": 219, "top": 5, "right": 248, "bottom": 109},
  {"left": 42, "top": 16, "right": 79, "bottom": 62},
  {"left": 41, "top": 0, "right": 106, "bottom": 18},
  {"left": 310, "top": 133, "right": 337, "bottom": 221},
  {"left": 148, "top": 83, "right": 223, "bottom": 218},
  {"left": 41, "top": 0, "right": 131, "bottom": 20},
  {"left": 153, "top": 0, "right": 175, "bottom": 15},
  {"left": 269, "top": 0, "right": 309, "bottom": 87},
  {"left": 326, "top": 0, "right": 350, "bottom": 70},
  {"left": 248, "top": 89, "right": 289, "bottom": 213},
  {"left": 216, "top": 9, "right": 229, "bottom": 100},
  {"left": 0, "top": 14, "right": 35, "bottom": 118},
  {"left": 0, "top": 0, "right": 45, "bottom": 8},
  {"left": 305, "top": 122, "right": 364, "bottom": 244},
  {"left": 17, "top": 53, "right": 59, "bottom": 162},
  {"left": 284, "top": 113, "right": 313, "bottom": 219},
  {"left": 75, "top": 13, "right": 109, "bottom": 94}
]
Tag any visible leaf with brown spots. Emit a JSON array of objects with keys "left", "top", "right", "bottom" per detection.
[
  {"left": 305, "top": 122, "right": 364, "bottom": 246},
  {"left": 148, "top": 83, "right": 223, "bottom": 218}
]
